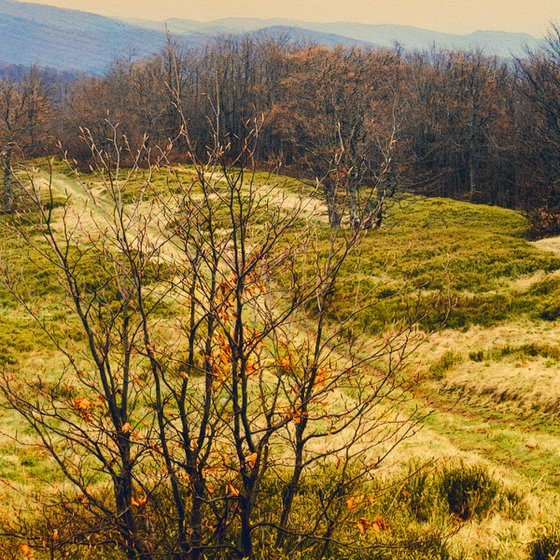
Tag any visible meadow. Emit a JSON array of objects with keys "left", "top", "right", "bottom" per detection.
[{"left": 1, "top": 162, "right": 560, "bottom": 559}]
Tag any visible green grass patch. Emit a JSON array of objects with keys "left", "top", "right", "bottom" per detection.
[
  {"left": 469, "top": 343, "right": 560, "bottom": 364},
  {"left": 328, "top": 196, "right": 560, "bottom": 332}
]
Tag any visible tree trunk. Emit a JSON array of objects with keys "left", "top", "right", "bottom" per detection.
[
  {"left": 348, "top": 181, "right": 358, "bottom": 229},
  {"left": 276, "top": 454, "right": 303, "bottom": 548},
  {"left": 189, "top": 476, "right": 206, "bottom": 560},
  {"left": 324, "top": 182, "right": 341, "bottom": 228},
  {"left": 114, "top": 472, "right": 150, "bottom": 559},
  {"left": 239, "top": 494, "right": 253, "bottom": 559},
  {"left": 363, "top": 187, "right": 385, "bottom": 230},
  {"left": 2, "top": 145, "right": 13, "bottom": 214},
  {"left": 113, "top": 442, "right": 151, "bottom": 560}
]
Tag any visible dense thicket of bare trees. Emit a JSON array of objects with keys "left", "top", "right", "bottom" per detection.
[
  {"left": 0, "top": 65, "right": 52, "bottom": 212},
  {"left": 0, "top": 116, "right": 430, "bottom": 558},
  {"left": 2, "top": 28, "right": 560, "bottom": 228}
]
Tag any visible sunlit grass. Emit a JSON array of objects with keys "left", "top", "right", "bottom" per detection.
[{"left": 2, "top": 165, "right": 560, "bottom": 557}]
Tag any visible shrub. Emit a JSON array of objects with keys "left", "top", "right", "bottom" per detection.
[
  {"left": 428, "top": 351, "right": 463, "bottom": 379},
  {"left": 528, "top": 207, "right": 560, "bottom": 237},
  {"left": 468, "top": 344, "right": 560, "bottom": 364},
  {"left": 469, "top": 350, "right": 485, "bottom": 362},
  {"left": 438, "top": 464, "right": 499, "bottom": 521},
  {"left": 497, "top": 487, "right": 528, "bottom": 521},
  {"left": 401, "top": 468, "right": 437, "bottom": 521},
  {"left": 528, "top": 524, "right": 560, "bottom": 560},
  {"left": 538, "top": 298, "right": 560, "bottom": 321}
]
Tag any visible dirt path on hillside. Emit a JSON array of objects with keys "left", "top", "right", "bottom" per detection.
[
  {"left": 259, "top": 183, "right": 329, "bottom": 223},
  {"left": 504, "top": 235, "right": 560, "bottom": 291},
  {"left": 44, "top": 170, "right": 112, "bottom": 218},
  {"left": 40, "top": 170, "right": 428, "bottom": 464},
  {"left": 532, "top": 235, "right": 560, "bottom": 256},
  {"left": 40, "top": 170, "right": 187, "bottom": 264}
]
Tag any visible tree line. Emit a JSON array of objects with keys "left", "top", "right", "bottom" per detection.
[{"left": 2, "top": 28, "right": 560, "bottom": 230}]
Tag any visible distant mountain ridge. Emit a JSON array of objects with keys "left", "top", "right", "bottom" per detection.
[
  {"left": 155, "top": 17, "right": 539, "bottom": 58},
  {"left": 0, "top": 0, "right": 543, "bottom": 73},
  {"left": 0, "top": 0, "right": 168, "bottom": 72}
]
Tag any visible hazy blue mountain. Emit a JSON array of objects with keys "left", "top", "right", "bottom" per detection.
[
  {"left": 298, "top": 22, "right": 539, "bottom": 57},
  {"left": 0, "top": 0, "right": 543, "bottom": 74},
  {"left": 244, "top": 26, "right": 377, "bottom": 48},
  {"left": 153, "top": 19, "right": 374, "bottom": 48},
  {"left": 0, "top": 0, "right": 167, "bottom": 72},
  {"left": 157, "top": 17, "right": 540, "bottom": 58}
]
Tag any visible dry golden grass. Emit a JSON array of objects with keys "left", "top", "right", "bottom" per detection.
[
  {"left": 533, "top": 236, "right": 560, "bottom": 256},
  {"left": 3, "top": 165, "right": 560, "bottom": 558}
]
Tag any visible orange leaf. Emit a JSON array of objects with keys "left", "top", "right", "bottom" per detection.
[
  {"left": 356, "top": 517, "right": 370, "bottom": 534},
  {"left": 246, "top": 452, "right": 258, "bottom": 469},
  {"left": 72, "top": 397, "right": 93, "bottom": 421},
  {"left": 131, "top": 496, "right": 147, "bottom": 508},
  {"left": 245, "top": 360, "right": 258, "bottom": 376},
  {"left": 372, "top": 516, "right": 389, "bottom": 531}
]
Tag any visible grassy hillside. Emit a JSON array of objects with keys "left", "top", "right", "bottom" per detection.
[
  {"left": 1, "top": 165, "right": 560, "bottom": 559},
  {"left": 334, "top": 196, "right": 560, "bottom": 332}
]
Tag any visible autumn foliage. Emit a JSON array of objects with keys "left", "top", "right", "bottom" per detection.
[{"left": 3, "top": 29, "right": 560, "bottom": 229}]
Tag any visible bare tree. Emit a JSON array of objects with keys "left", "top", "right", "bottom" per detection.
[
  {"left": 0, "top": 66, "right": 51, "bottom": 212},
  {"left": 0, "top": 107, "right": 432, "bottom": 559},
  {"left": 515, "top": 25, "right": 560, "bottom": 230}
]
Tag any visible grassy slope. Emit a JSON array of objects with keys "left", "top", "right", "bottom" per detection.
[
  {"left": 319, "top": 194, "right": 560, "bottom": 557},
  {"left": 2, "top": 167, "right": 560, "bottom": 557}
]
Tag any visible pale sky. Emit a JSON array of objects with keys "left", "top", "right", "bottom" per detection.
[{"left": 18, "top": 0, "right": 560, "bottom": 37}]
